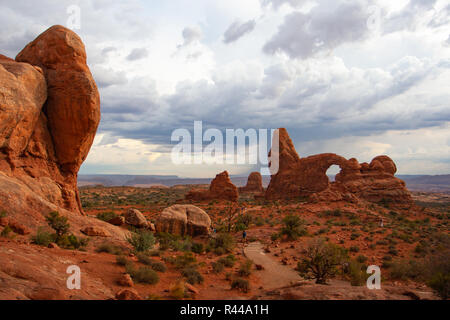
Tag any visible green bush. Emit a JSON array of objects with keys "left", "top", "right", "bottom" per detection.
[
  {"left": 182, "top": 266, "right": 204, "bottom": 285},
  {"left": 46, "top": 211, "right": 70, "bottom": 239},
  {"left": 356, "top": 255, "right": 368, "bottom": 264},
  {"left": 212, "top": 261, "right": 225, "bottom": 273},
  {"left": 271, "top": 233, "right": 280, "bottom": 241},
  {"left": 297, "top": 238, "right": 349, "bottom": 284},
  {"left": 218, "top": 254, "right": 236, "bottom": 268},
  {"left": 57, "top": 234, "right": 89, "bottom": 250},
  {"left": 237, "top": 260, "right": 253, "bottom": 277},
  {"left": 127, "top": 229, "right": 155, "bottom": 252},
  {"left": 137, "top": 252, "right": 153, "bottom": 265},
  {"left": 348, "top": 260, "right": 368, "bottom": 286},
  {"left": 96, "top": 211, "right": 117, "bottom": 222},
  {"left": 231, "top": 278, "right": 250, "bottom": 293},
  {"left": 390, "top": 259, "right": 422, "bottom": 280},
  {"left": 428, "top": 272, "right": 449, "bottom": 300},
  {"left": 126, "top": 264, "right": 159, "bottom": 284},
  {"left": 116, "top": 255, "right": 129, "bottom": 266},
  {"left": 172, "top": 252, "right": 197, "bottom": 269},
  {"left": 151, "top": 261, "right": 167, "bottom": 273},
  {"left": 31, "top": 227, "right": 54, "bottom": 246},
  {"left": 96, "top": 242, "right": 123, "bottom": 255},
  {"left": 207, "top": 233, "right": 235, "bottom": 255},
  {"left": 191, "top": 242, "right": 204, "bottom": 254},
  {"left": 280, "top": 215, "right": 307, "bottom": 240},
  {"left": 1, "top": 225, "right": 13, "bottom": 238},
  {"left": 170, "top": 281, "right": 187, "bottom": 299}
]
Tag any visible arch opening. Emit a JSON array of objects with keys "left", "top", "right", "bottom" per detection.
[{"left": 326, "top": 165, "right": 342, "bottom": 183}]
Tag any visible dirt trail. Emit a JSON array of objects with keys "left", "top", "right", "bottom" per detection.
[{"left": 244, "top": 242, "right": 301, "bottom": 290}]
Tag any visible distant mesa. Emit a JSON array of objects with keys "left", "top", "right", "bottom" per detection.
[
  {"left": 265, "top": 128, "right": 413, "bottom": 207},
  {"left": 239, "top": 172, "right": 265, "bottom": 194},
  {"left": 185, "top": 171, "right": 239, "bottom": 202}
]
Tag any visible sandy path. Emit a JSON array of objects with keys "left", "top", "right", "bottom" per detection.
[{"left": 243, "top": 242, "right": 301, "bottom": 290}]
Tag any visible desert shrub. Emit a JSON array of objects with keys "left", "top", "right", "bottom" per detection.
[
  {"left": 137, "top": 252, "right": 153, "bottom": 265},
  {"left": 297, "top": 238, "right": 349, "bottom": 284},
  {"left": 254, "top": 216, "right": 265, "bottom": 227},
  {"left": 127, "top": 229, "right": 155, "bottom": 252},
  {"left": 31, "top": 227, "right": 54, "bottom": 246},
  {"left": 151, "top": 261, "right": 167, "bottom": 273},
  {"left": 388, "top": 247, "right": 398, "bottom": 256},
  {"left": 428, "top": 272, "right": 450, "bottom": 300},
  {"left": 212, "top": 261, "right": 225, "bottom": 273},
  {"left": 126, "top": 264, "right": 159, "bottom": 284},
  {"left": 271, "top": 233, "right": 280, "bottom": 241},
  {"left": 58, "top": 234, "right": 89, "bottom": 250},
  {"left": 390, "top": 259, "right": 423, "bottom": 280},
  {"left": 155, "top": 232, "right": 182, "bottom": 251},
  {"left": 0, "top": 225, "right": 13, "bottom": 238},
  {"left": 116, "top": 255, "right": 129, "bottom": 266},
  {"left": 356, "top": 255, "right": 368, "bottom": 264},
  {"left": 423, "top": 250, "right": 450, "bottom": 299},
  {"left": 143, "top": 249, "right": 160, "bottom": 257},
  {"left": 237, "top": 260, "right": 253, "bottom": 277},
  {"left": 174, "top": 252, "right": 197, "bottom": 269},
  {"left": 323, "top": 209, "right": 342, "bottom": 217},
  {"left": 350, "top": 232, "right": 360, "bottom": 240},
  {"left": 280, "top": 215, "right": 307, "bottom": 240},
  {"left": 170, "top": 281, "right": 187, "bottom": 299},
  {"left": 46, "top": 211, "right": 70, "bottom": 239},
  {"left": 191, "top": 242, "right": 204, "bottom": 254},
  {"left": 347, "top": 260, "right": 368, "bottom": 286},
  {"left": 231, "top": 278, "right": 250, "bottom": 293},
  {"left": 96, "top": 242, "right": 123, "bottom": 255},
  {"left": 96, "top": 211, "right": 117, "bottom": 222},
  {"left": 0, "top": 211, "right": 7, "bottom": 218},
  {"left": 207, "top": 233, "right": 235, "bottom": 255},
  {"left": 349, "top": 246, "right": 360, "bottom": 253},
  {"left": 218, "top": 254, "right": 236, "bottom": 268},
  {"left": 182, "top": 266, "right": 204, "bottom": 285},
  {"left": 235, "top": 215, "right": 253, "bottom": 231}
]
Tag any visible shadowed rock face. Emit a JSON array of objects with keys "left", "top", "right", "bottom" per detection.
[
  {"left": 265, "top": 129, "right": 413, "bottom": 207},
  {"left": 0, "top": 26, "right": 107, "bottom": 233},
  {"left": 186, "top": 171, "right": 239, "bottom": 202},
  {"left": 239, "top": 172, "right": 264, "bottom": 193}
]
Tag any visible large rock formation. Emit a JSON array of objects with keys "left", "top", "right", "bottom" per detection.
[
  {"left": 0, "top": 26, "right": 124, "bottom": 237},
  {"left": 265, "top": 129, "right": 413, "bottom": 207},
  {"left": 239, "top": 172, "right": 264, "bottom": 193},
  {"left": 155, "top": 205, "right": 211, "bottom": 237},
  {"left": 185, "top": 171, "right": 239, "bottom": 202}
]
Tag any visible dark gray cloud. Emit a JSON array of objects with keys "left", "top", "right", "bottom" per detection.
[
  {"left": 178, "top": 26, "right": 202, "bottom": 48},
  {"left": 223, "top": 20, "right": 256, "bottom": 44},
  {"left": 96, "top": 55, "right": 449, "bottom": 151},
  {"left": 261, "top": 0, "right": 305, "bottom": 9},
  {"left": 263, "top": 0, "right": 371, "bottom": 59},
  {"left": 126, "top": 48, "right": 149, "bottom": 61}
]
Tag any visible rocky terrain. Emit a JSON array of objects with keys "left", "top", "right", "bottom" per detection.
[{"left": 0, "top": 26, "right": 448, "bottom": 301}]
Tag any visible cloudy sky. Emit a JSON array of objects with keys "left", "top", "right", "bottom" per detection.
[{"left": 1, "top": 0, "right": 449, "bottom": 177}]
